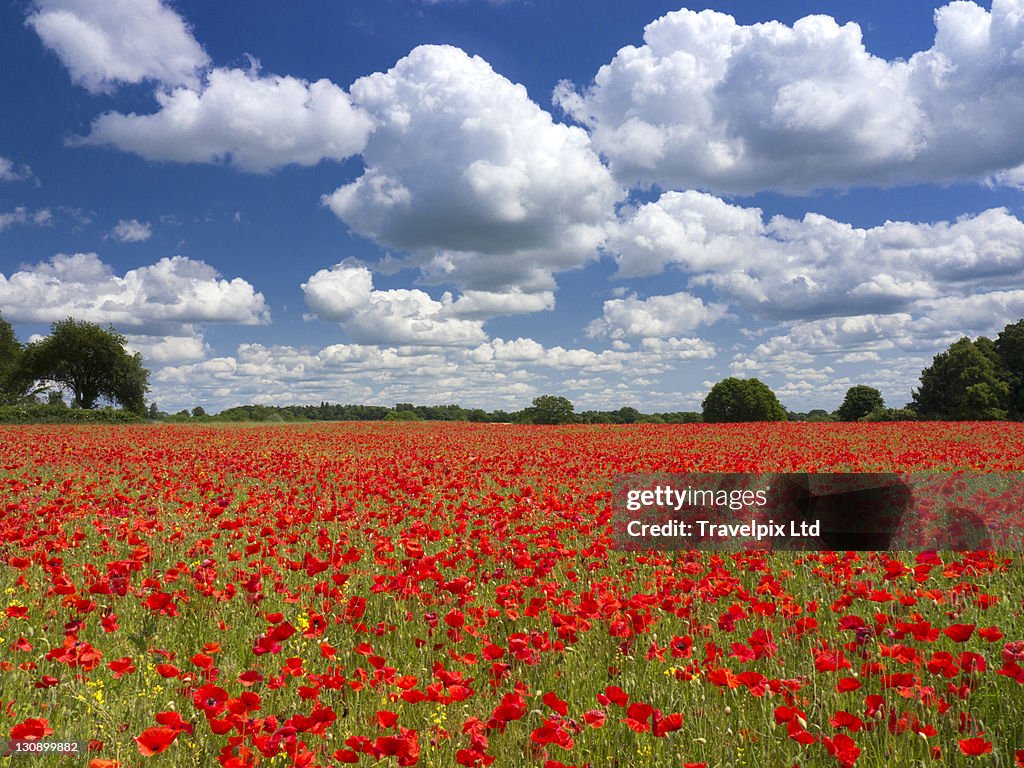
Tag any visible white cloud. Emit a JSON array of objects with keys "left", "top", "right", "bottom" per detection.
[
  {"left": 587, "top": 291, "right": 728, "bottom": 339},
  {"left": 27, "top": 0, "right": 209, "bottom": 93},
  {"left": 78, "top": 67, "right": 374, "bottom": 172},
  {"left": 152, "top": 334, "right": 718, "bottom": 413},
  {"left": 556, "top": 0, "right": 1024, "bottom": 192},
  {"left": 109, "top": 218, "right": 152, "bottom": 242},
  {"left": 302, "top": 263, "right": 486, "bottom": 346},
  {"left": 913, "top": 290, "right": 1024, "bottom": 342},
  {"left": 724, "top": 310, "right": 1004, "bottom": 410},
  {"left": 126, "top": 331, "right": 208, "bottom": 364},
  {"left": 324, "top": 45, "right": 621, "bottom": 292},
  {"left": 0, "top": 207, "right": 51, "bottom": 231},
  {"left": 0, "top": 157, "right": 35, "bottom": 183},
  {"left": 610, "top": 192, "right": 1024, "bottom": 323},
  {"left": 447, "top": 289, "right": 555, "bottom": 318},
  {"left": 0, "top": 253, "right": 269, "bottom": 333}
]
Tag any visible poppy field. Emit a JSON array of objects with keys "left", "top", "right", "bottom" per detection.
[{"left": 2, "top": 422, "right": 1024, "bottom": 768}]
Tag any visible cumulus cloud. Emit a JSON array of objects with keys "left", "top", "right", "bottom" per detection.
[
  {"left": 27, "top": 0, "right": 209, "bottom": 93},
  {"left": 302, "top": 263, "right": 487, "bottom": 346},
  {"left": 152, "top": 333, "right": 717, "bottom": 412},
  {"left": 126, "top": 330, "right": 208, "bottom": 364},
  {"left": 587, "top": 291, "right": 728, "bottom": 339},
  {"left": 912, "top": 290, "right": 1024, "bottom": 342},
  {"left": 446, "top": 288, "right": 555, "bottom": 319},
  {"left": 1, "top": 253, "right": 269, "bottom": 368},
  {"left": 556, "top": 0, "right": 1024, "bottom": 192},
  {"left": 0, "top": 253, "right": 268, "bottom": 344},
  {"left": 0, "top": 207, "right": 51, "bottom": 231},
  {"left": 728, "top": 314, "right": 933, "bottom": 409},
  {"left": 324, "top": 45, "right": 621, "bottom": 292},
  {"left": 78, "top": 67, "right": 374, "bottom": 172},
  {"left": 0, "top": 157, "right": 35, "bottom": 183},
  {"left": 109, "top": 218, "right": 152, "bottom": 242},
  {"left": 610, "top": 192, "right": 1024, "bottom": 322}
]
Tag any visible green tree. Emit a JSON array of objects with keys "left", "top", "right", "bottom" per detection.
[
  {"left": 22, "top": 318, "right": 150, "bottom": 414},
  {"left": 526, "top": 395, "right": 577, "bottom": 424},
  {"left": 836, "top": 385, "right": 885, "bottom": 422},
  {"left": 911, "top": 337, "right": 1009, "bottom": 420},
  {"left": 385, "top": 409, "right": 421, "bottom": 421},
  {"left": 996, "top": 319, "right": 1024, "bottom": 418},
  {"left": 0, "top": 312, "right": 31, "bottom": 405},
  {"left": 614, "top": 406, "right": 642, "bottom": 424},
  {"left": 702, "top": 377, "right": 787, "bottom": 423}
]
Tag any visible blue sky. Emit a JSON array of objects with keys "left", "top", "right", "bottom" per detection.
[{"left": 2, "top": 0, "right": 1024, "bottom": 413}]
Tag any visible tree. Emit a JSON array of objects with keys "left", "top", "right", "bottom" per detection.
[
  {"left": 0, "top": 312, "right": 31, "bottom": 405},
  {"left": 702, "top": 377, "right": 787, "bottom": 423},
  {"left": 911, "top": 337, "right": 1009, "bottom": 420},
  {"left": 526, "top": 395, "right": 577, "bottom": 424},
  {"left": 22, "top": 318, "right": 149, "bottom": 414},
  {"left": 805, "top": 409, "right": 835, "bottom": 423},
  {"left": 614, "top": 406, "right": 642, "bottom": 424},
  {"left": 836, "top": 385, "right": 885, "bottom": 422},
  {"left": 996, "top": 319, "right": 1024, "bottom": 418},
  {"left": 191, "top": 406, "right": 207, "bottom": 418},
  {"left": 385, "top": 409, "right": 421, "bottom": 421}
]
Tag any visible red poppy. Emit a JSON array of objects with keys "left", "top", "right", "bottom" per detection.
[
  {"left": 107, "top": 656, "right": 136, "bottom": 678},
  {"left": 824, "top": 733, "right": 861, "bottom": 767},
  {"left": 542, "top": 692, "right": 568, "bottom": 716},
  {"left": 192, "top": 684, "right": 228, "bottom": 717},
  {"left": 134, "top": 727, "right": 179, "bottom": 756},
  {"left": 958, "top": 737, "right": 992, "bottom": 756},
  {"left": 9, "top": 718, "right": 53, "bottom": 741},
  {"left": 943, "top": 624, "right": 975, "bottom": 643}
]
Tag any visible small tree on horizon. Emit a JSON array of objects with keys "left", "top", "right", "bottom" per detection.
[
  {"left": 525, "top": 395, "right": 577, "bottom": 424},
  {"left": 836, "top": 385, "right": 885, "bottom": 422},
  {"left": 702, "top": 377, "right": 787, "bottom": 423}
]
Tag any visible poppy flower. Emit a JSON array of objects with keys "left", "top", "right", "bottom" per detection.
[
  {"left": 943, "top": 624, "right": 975, "bottom": 642},
  {"left": 958, "top": 737, "right": 992, "bottom": 756},
  {"left": 10, "top": 718, "right": 53, "bottom": 741},
  {"left": 134, "top": 727, "right": 179, "bottom": 756}
]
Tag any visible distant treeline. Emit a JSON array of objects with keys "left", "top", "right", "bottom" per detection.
[
  {"left": 0, "top": 399, "right": 902, "bottom": 426},
  {"left": 156, "top": 402, "right": 705, "bottom": 425}
]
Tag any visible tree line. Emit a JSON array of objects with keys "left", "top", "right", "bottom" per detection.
[
  {"left": 4, "top": 312, "right": 1024, "bottom": 423},
  {"left": 156, "top": 398, "right": 704, "bottom": 425}
]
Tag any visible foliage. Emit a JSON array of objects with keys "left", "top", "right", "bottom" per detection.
[
  {"left": 385, "top": 409, "right": 422, "bottom": 421},
  {"left": 996, "top": 319, "right": 1024, "bottom": 418},
  {"left": 912, "top": 337, "right": 1009, "bottom": 420},
  {"left": 836, "top": 385, "right": 885, "bottom": 422},
  {"left": 21, "top": 318, "right": 149, "bottom": 414},
  {"left": 0, "top": 403, "right": 142, "bottom": 423},
  {"left": 522, "top": 394, "right": 577, "bottom": 424},
  {"left": 860, "top": 407, "right": 919, "bottom": 422},
  {"left": 792, "top": 409, "right": 836, "bottom": 423},
  {"left": 0, "top": 312, "right": 34, "bottom": 405},
  {"left": 702, "top": 377, "right": 787, "bottom": 422}
]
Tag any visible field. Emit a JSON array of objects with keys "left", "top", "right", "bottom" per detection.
[{"left": 1, "top": 422, "right": 1024, "bottom": 767}]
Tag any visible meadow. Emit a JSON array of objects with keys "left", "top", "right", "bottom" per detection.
[{"left": 1, "top": 422, "right": 1023, "bottom": 767}]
